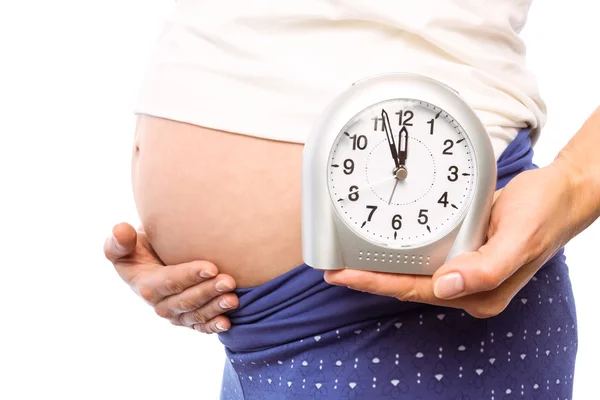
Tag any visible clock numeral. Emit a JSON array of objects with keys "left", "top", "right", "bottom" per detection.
[
  {"left": 372, "top": 116, "right": 384, "bottom": 131},
  {"left": 442, "top": 139, "right": 454, "bottom": 155},
  {"left": 396, "top": 110, "right": 414, "bottom": 126},
  {"left": 348, "top": 185, "right": 359, "bottom": 201},
  {"left": 343, "top": 159, "right": 354, "bottom": 175},
  {"left": 392, "top": 214, "right": 403, "bottom": 230},
  {"left": 448, "top": 165, "right": 459, "bottom": 182},
  {"left": 427, "top": 118, "right": 435, "bottom": 135},
  {"left": 438, "top": 192, "right": 449, "bottom": 207},
  {"left": 350, "top": 134, "right": 368, "bottom": 150},
  {"left": 418, "top": 209, "right": 429, "bottom": 225},
  {"left": 366, "top": 205, "right": 378, "bottom": 221}
]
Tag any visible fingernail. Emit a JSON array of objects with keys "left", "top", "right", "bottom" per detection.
[
  {"left": 111, "top": 234, "right": 125, "bottom": 252},
  {"left": 215, "top": 322, "right": 228, "bottom": 331},
  {"left": 216, "top": 280, "right": 233, "bottom": 292},
  {"left": 434, "top": 272, "right": 465, "bottom": 299},
  {"left": 200, "top": 270, "right": 216, "bottom": 278},
  {"left": 219, "top": 299, "right": 232, "bottom": 309}
]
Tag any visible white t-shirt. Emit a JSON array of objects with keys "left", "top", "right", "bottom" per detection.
[{"left": 135, "top": 0, "right": 544, "bottom": 159}]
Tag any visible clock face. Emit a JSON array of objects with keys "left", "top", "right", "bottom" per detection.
[{"left": 327, "top": 99, "right": 477, "bottom": 249}]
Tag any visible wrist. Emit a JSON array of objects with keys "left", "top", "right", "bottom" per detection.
[{"left": 552, "top": 147, "right": 600, "bottom": 232}]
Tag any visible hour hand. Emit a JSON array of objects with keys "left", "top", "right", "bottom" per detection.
[
  {"left": 381, "top": 109, "right": 400, "bottom": 169},
  {"left": 397, "top": 126, "right": 408, "bottom": 167}
]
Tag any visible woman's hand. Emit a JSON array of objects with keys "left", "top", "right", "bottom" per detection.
[
  {"left": 325, "top": 154, "right": 597, "bottom": 318},
  {"left": 104, "top": 222, "right": 238, "bottom": 333}
]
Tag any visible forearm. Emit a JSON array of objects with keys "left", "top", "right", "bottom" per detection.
[{"left": 552, "top": 106, "right": 600, "bottom": 234}]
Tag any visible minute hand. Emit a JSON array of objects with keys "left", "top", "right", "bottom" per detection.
[{"left": 381, "top": 109, "right": 400, "bottom": 169}]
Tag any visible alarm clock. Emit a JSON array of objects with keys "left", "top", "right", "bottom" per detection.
[{"left": 301, "top": 73, "right": 496, "bottom": 275}]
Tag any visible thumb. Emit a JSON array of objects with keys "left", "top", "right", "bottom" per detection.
[
  {"left": 431, "top": 229, "right": 529, "bottom": 300},
  {"left": 103, "top": 222, "right": 138, "bottom": 263}
]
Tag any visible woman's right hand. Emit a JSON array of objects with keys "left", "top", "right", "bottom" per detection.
[{"left": 104, "top": 222, "right": 238, "bottom": 333}]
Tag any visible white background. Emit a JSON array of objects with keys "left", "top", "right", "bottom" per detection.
[{"left": 0, "top": 1, "right": 598, "bottom": 399}]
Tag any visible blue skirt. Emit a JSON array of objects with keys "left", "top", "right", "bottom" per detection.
[{"left": 219, "top": 129, "right": 578, "bottom": 400}]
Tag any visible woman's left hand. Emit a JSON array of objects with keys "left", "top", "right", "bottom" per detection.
[{"left": 325, "top": 158, "right": 589, "bottom": 318}]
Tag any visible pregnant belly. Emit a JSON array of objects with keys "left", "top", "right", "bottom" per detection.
[{"left": 131, "top": 115, "right": 304, "bottom": 288}]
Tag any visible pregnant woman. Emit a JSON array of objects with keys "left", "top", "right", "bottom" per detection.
[{"left": 105, "top": 1, "right": 600, "bottom": 399}]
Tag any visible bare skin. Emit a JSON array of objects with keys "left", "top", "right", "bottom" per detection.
[
  {"left": 131, "top": 115, "right": 305, "bottom": 289},
  {"left": 104, "top": 222, "right": 238, "bottom": 333},
  {"left": 106, "top": 115, "right": 307, "bottom": 331}
]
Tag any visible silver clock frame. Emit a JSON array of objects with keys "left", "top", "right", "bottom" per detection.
[{"left": 301, "top": 72, "right": 497, "bottom": 275}]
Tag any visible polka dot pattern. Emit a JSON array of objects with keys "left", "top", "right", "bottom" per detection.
[{"left": 221, "top": 255, "right": 577, "bottom": 399}]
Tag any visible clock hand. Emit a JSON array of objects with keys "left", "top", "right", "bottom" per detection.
[
  {"left": 398, "top": 126, "right": 408, "bottom": 166},
  {"left": 381, "top": 109, "right": 400, "bottom": 170},
  {"left": 388, "top": 180, "right": 399, "bottom": 205},
  {"left": 395, "top": 126, "right": 409, "bottom": 180},
  {"left": 345, "top": 176, "right": 396, "bottom": 198}
]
